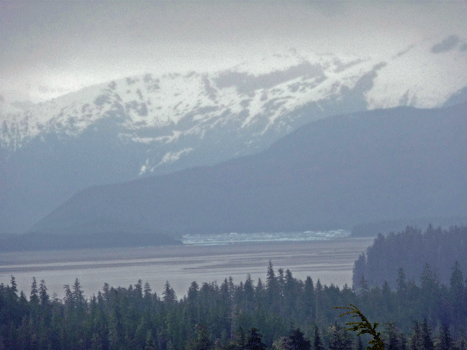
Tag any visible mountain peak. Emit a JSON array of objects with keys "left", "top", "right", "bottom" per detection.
[{"left": 1, "top": 41, "right": 467, "bottom": 233}]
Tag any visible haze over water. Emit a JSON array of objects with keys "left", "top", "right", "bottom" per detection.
[{"left": 0, "top": 236, "right": 373, "bottom": 299}]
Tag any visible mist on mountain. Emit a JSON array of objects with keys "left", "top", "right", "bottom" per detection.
[
  {"left": 28, "top": 102, "right": 467, "bottom": 236},
  {"left": 1, "top": 2, "right": 467, "bottom": 237}
]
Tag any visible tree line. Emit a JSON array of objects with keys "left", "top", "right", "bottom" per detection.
[
  {"left": 1, "top": 260, "right": 467, "bottom": 350},
  {"left": 352, "top": 225, "right": 467, "bottom": 289}
]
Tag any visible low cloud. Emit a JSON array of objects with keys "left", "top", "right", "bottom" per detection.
[
  {"left": 1, "top": 1, "right": 466, "bottom": 103},
  {"left": 431, "top": 35, "right": 460, "bottom": 53}
]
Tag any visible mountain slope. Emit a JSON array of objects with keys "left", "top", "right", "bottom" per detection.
[
  {"left": 29, "top": 102, "right": 467, "bottom": 236},
  {"left": 2, "top": 36, "right": 467, "bottom": 233}
]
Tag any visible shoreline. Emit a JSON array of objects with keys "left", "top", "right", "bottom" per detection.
[{"left": 0, "top": 237, "right": 375, "bottom": 298}]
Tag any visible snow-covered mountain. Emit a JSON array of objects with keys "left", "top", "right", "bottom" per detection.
[
  {"left": 2, "top": 52, "right": 378, "bottom": 161},
  {"left": 28, "top": 102, "right": 467, "bottom": 236},
  {"left": 1, "top": 36, "right": 467, "bottom": 233}
]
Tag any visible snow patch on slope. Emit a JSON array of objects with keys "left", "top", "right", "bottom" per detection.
[
  {"left": 366, "top": 36, "right": 467, "bottom": 109},
  {"left": 2, "top": 38, "right": 467, "bottom": 153},
  {"left": 147, "top": 148, "right": 194, "bottom": 173}
]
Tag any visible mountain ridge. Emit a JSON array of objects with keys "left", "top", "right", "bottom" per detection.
[
  {"left": 29, "top": 101, "right": 467, "bottom": 236},
  {"left": 1, "top": 39, "right": 467, "bottom": 233}
]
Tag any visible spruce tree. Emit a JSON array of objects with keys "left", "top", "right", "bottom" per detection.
[
  {"left": 313, "top": 326, "right": 325, "bottom": 350},
  {"left": 422, "top": 319, "right": 434, "bottom": 350},
  {"left": 397, "top": 268, "right": 407, "bottom": 294},
  {"left": 245, "top": 328, "right": 266, "bottom": 350},
  {"left": 39, "top": 280, "right": 49, "bottom": 307},
  {"left": 266, "top": 261, "right": 279, "bottom": 308},
  {"left": 187, "top": 324, "right": 212, "bottom": 350},
  {"left": 288, "top": 328, "right": 311, "bottom": 350},
  {"left": 328, "top": 323, "right": 354, "bottom": 350},
  {"left": 436, "top": 324, "right": 453, "bottom": 350},
  {"left": 30, "top": 277, "right": 39, "bottom": 306},
  {"left": 10, "top": 275, "right": 18, "bottom": 296},
  {"left": 449, "top": 261, "right": 464, "bottom": 323},
  {"left": 356, "top": 337, "right": 364, "bottom": 350},
  {"left": 410, "top": 321, "right": 423, "bottom": 350},
  {"left": 384, "top": 323, "right": 399, "bottom": 350},
  {"left": 163, "top": 281, "right": 177, "bottom": 304},
  {"left": 303, "top": 277, "right": 316, "bottom": 322}
]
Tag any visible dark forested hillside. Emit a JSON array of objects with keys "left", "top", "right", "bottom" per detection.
[
  {"left": 351, "top": 216, "right": 467, "bottom": 237},
  {"left": 29, "top": 102, "right": 467, "bottom": 236},
  {"left": 1, "top": 262, "right": 467, "bottom": 350},
  {"left": 352, "top": 225, "right": 467, "bottom": 290},
  {"left": 0, "top": 232, "right": 181, "bottom": 252}
]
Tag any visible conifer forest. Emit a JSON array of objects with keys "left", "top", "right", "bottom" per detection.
[
  {"left": 3, "top": 2, "right": 467, "bottom": 350},
  {"left": 1, "top": 226, "right": 467, "bottom": 350}
]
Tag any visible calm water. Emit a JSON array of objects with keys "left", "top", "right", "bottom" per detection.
[{"left": 0, "top": 237, "right": 374, "bottom": 299}]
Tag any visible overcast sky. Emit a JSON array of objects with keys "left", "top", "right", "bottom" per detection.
[{"left": 1, "top": 1, "right": 466, "bottom": 103}]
